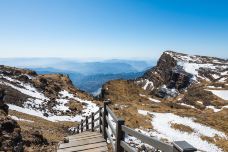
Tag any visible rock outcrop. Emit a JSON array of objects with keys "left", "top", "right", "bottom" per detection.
[
  {"left": 0, "top": 89, "right": 24, "bottom": 152},
  {"left": 137, "top": 51, "right": 228, "bottom": 98}
]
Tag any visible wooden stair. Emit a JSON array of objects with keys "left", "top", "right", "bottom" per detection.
[{"left": 57, "top": 131, "right": 108, "bottom": 152}]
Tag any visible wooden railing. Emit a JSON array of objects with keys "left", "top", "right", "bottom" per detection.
[{"left": 74, "top": 101, "right": 197, "bottom": 152}]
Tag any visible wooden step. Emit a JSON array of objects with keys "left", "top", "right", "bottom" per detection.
[
  {"left": 57, "top": 142, "right": 107, "bottom": 152},
  {"left": 58, "top": 131, "right": 108, "bottom": 152},
  {"left": 70, "top": 135, "right": 103, "bottom": 141},
  {"left": 69, "top": 133, "right": 99, "bottom": 139},
  {"left": 59, "top": 138, "right": 105, "bottom": 149}
]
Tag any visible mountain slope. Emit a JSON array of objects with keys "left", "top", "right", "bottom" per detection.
[
  {"left": 0, "top": 65, "right": 102, "bottom": 151},
  {"left": 0, "top": 65, "right": 99, "bottom": 122},
  {"left": 100, "top": 51, "right": 228, "bottom": 152},
  {"left": 137, "top": 51, "right": 228, "bottom": 95}
]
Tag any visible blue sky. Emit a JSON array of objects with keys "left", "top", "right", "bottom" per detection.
[{"left": 0, "top": 0, "right": 227, "bottom": 59}]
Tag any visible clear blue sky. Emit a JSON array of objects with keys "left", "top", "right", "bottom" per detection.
[{"left": 0, "top": 0, "right": 227, "bottom": 59}]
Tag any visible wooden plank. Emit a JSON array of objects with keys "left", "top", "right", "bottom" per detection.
[
  {"left": 68, "top": 134, "right": 101, "bottom": 140},
  {"left": 106, "top": 115, "right": 116, "bottom": 136},
  {"left": 74, "top": 131, "right": 97, "bottom": 136},
  {"left": 78, "top": 146, "right": 108, "bottom": 152},
  {"left": 59, "top": 138, "right": 105, "bottom": 149},
  {"left": 69, "top": 132, "right": 99, "bottom": 138},
  {"left": 68, "top": 132, "right": 99, "bottom": 139},
  {"left": 70, "top": 135, "right": 103, "bottom": 141},
  {"left": 57, "top": 142, "right": 107, "bottom": 152},
  {"left": 106, "top": 106, "right": 118, "bottom": 123}
]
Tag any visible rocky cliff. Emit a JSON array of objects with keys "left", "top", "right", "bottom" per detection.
[{"left": 137, "top": 51, "right": 228, "bottom": 98}]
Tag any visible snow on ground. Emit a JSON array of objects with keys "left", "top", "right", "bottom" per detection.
[
  {"left": 219, "top": 77, "right": 227, "bottom": 82},
  {"left": 138, "top": 110, "right": 227, "bottom": 152},
  {"left": 0, "top": 78, "right": 48, "bottom": 101},
  {"left": 178, "top": 103, "right": 196, "bottom": 109},
  {"left": 197, "top": 101, "right": 203, "bottom": 104},
  {"left": 212, "top": 74, "right": 220, "bottom": 79},
  {"left": 206, "top": 105, "right": 228, "bottom": 112},
  {"left": 143, "top": 79, "right": 154, "bottom": 90},
  {"left": 139, "top": 94, "right": 161, "bottom": 103},
  {"left": 206, "top": 89, "right": 228, "bottom": 100},
  {"left": 54, "top": 90, "right": 99, "bottom": 116},
  {"left": 148, "top": 98, "right": 161, "bottom": 103},
  {"left": 2, "top": 73, "right": 99, "bottom": 122},
  {"left": 207, "top": 86, "right": 222, "bottom": 89},
  {"left": 206, "top": 106, "right": 222, "bottom": 112},
  {"left": 177, "top": 62, "right": 216, "bottom": 81},
  {"left": 137, "top": 79, "right": 154, "bottom": 90},
  {"left": 10, "top": 115, "right": 34, "bottom": 123},
  {"left": 8, "top": 104, "right": 82, "bottom": 122}
]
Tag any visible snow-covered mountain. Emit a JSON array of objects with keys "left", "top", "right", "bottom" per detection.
[
  {"left": 137, "top": 51, "right": 228, "bottom": 96},
  {"left": 0, "top": 65, "right": 99, "bottom": 122}
]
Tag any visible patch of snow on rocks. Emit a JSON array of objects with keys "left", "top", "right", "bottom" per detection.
[
  {"left": 206, "top": 90, "right": 228, "bottom": 100},
  {"left": 8, "top": 104, "right": 82, "bottom": 122},
  {"left": 10, "top": 115, "right": 34, "bottom": 123},
  {"left": 207, "top": 86, "right": 222, "bottom": 89},
  {"left": 206, "top": 106, "right": 222, "bottom": 112},
  {"left": 212, "top": 74, "right": 220, "bottom": 79},
  {"left": 0, "top": 75, "right": 48, "bottom": 100},
  {"left": 138, "top": 110, "right": 227, "bottom": 152},
  {"left": 179, "top": 103, "right": 196, "bottom": 109},
  {"left": 177, "top": 62, "right": 216, "bottom": 81},
  {"left": 143, "top": 79, "right": 154, "bottom": 90},
  {"left": 197, "top": 101, "right": 203, "bottom": 105},
  {"left": 219, "top": 77, "right": 227, "bottom": 82},
  {"left": 148, "top": 98, "right": 161, "bottom": 103}
]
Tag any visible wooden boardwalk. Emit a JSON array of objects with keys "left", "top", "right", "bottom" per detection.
[
  {"left": 57, "top": 131, "right": 108, "bottom": 152},
  {"left": 57, "top": 101, "right": 197, "bottom": 152}
]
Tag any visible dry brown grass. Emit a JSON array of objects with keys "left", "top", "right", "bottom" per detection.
[
  {"left": 201, "top": 135, "right": 228, "bottom": 152},
  {"left": 9, "top": 110, "right": 77, "bottom": 143},
  {"left": 67, "top": 100, "right": 83, "bottom": 112},
  {"left": 171, "top": 123, "right": 194, "bottom": 134},
  {"left": 101, "top": 79, "right": 228, "bottom": 151}
]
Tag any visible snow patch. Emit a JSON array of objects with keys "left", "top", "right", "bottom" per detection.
[
  {"left": 148, "top": 98, "right": 161, "bottom": 103},
  {"left": 138, "top": 110, "right": 227, "bottom": 152},
  {"left": 206, "top": 90, "right": 228, "bottom": 100},
  {"left": 8, "top": 104, "right": 82, "bottom": 122},
  {"left": 179, "top": 103, "right": 196, "bottom": 109},
  {"left": 10, "top": 115, "right": 34, "bottom": 123}
]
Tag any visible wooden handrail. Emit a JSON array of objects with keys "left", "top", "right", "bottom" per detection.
[
  {"left": 122, "top": 125, "right": 173, "bottom": 152},
  {"left": 106, "top": 106, "right": 118, "bottom": 123},
  {"left": 74, "top": 101, "right": 197, "bottom": 152},
  {"left": 106, "top": 115, "right": 116, "bottom": 136}
]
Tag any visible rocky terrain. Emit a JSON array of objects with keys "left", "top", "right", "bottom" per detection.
[
  {"left": 101, "top": 51, "right": 228, "bottom": 152},
  {"left": 0, "top": 89, "right": 56, "bottom": 151},
  {"left": 0, "top": 65, "right": 100, "bottom": 151}
]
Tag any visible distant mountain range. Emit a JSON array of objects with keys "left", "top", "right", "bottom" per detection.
[{"left": 0, "top": 58, "right": 155, "bottom": 94}]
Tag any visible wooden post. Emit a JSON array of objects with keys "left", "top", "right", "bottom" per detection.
[
  {"left": 77, "top": 125, "right": 79, "bottom": 134},
  {"left": 86, "top": 116, "right": 89, "bottom": 130},
  {"left": 173, "top": 141, "right": 197, "bottom": 152},
  {"left": 103, "top": 100, "right": 111, "bottom": 140},
  {"left": 116, "top": 118, "right": 125, "bottom": 152},
  {"left": 99, "top": 107, "right": 102, "bottom": 133},
  {"left": 91, "top": 112, "right": 94, "bottom": 132},
  {"left": 81, "top": 120, "right": 83, "bottom": 132}
]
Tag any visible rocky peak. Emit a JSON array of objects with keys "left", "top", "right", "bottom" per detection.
[{"left": 136, "top": 51, "right": 228, "bottom": 98}]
